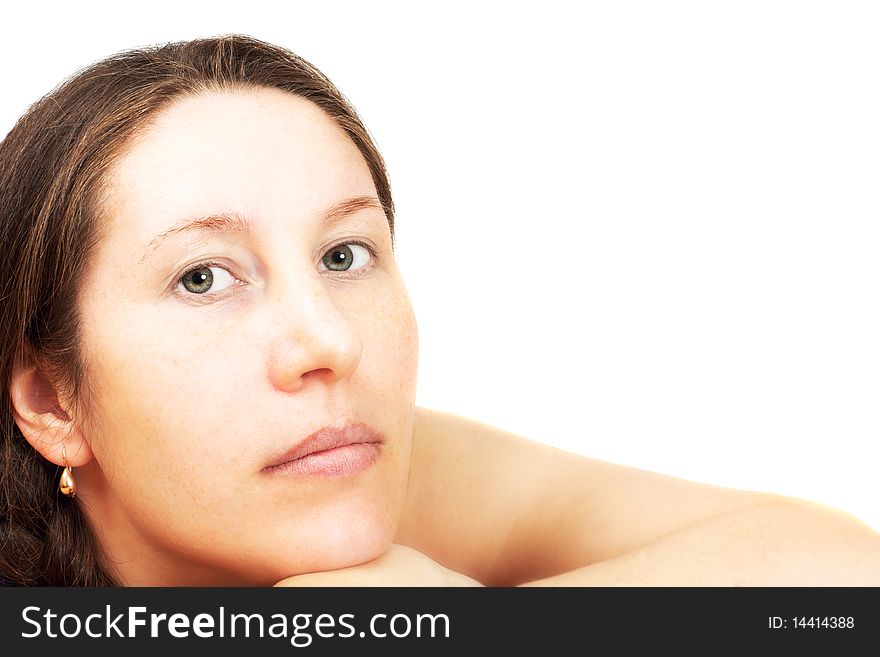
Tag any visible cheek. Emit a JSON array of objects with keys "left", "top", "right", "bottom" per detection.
[
  {"left": 361, "top": 283, "right": 419, "bottom": 399},
  {"left": 77, "top": 303, "right": 253, "bottom": 499}
]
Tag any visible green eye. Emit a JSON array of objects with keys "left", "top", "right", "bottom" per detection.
[
  {"left": 179, "top": 265, "right": 235, "bottom": 295},
  {"left": 321, "top": 243, "right": 372, "bottom": 272},
  {"left": 323, "top": 244, "right": 353, "bottom": 271}
]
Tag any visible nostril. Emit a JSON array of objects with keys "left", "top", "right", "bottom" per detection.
[{"left": 301, "top": 367, "right": 336, "bottom": 383}]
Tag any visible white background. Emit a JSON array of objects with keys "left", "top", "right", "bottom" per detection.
[{"left": 3, "top": 1, "right": 878, "bottom": 531}]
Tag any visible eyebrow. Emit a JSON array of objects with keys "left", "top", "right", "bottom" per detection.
[{"left": 139, "top": 195, "right": 385, "bottom": 263}]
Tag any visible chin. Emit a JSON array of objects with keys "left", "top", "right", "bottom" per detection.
[{"left": 267, "top": 504, "right": 397, "bottom": 581}]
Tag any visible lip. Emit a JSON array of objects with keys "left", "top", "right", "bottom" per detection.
[{"left": 262, "top": 423, "right": 382, "bottom": 476}]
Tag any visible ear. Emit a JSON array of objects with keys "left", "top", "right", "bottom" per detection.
[{"left": 8, "top": 357, "right": 93, "bottom": 468}]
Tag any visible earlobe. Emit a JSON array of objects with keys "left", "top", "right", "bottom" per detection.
[{"left": 8, "top": 360, "right": 93, "bottom": 468}]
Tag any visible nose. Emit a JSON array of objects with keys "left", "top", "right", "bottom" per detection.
[{"left": 266, "top": 277, "right": 363, "bottom": 393}]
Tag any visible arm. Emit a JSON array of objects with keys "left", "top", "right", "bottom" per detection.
[
  {"left": 519, "top": 501, "right": 880, "bottom": 586},
  {"left": 396, "top": 408, "right": 879, "bottom": 586},
  {"left": 277, "top": 503, "right": 879, "bottom": 587}
]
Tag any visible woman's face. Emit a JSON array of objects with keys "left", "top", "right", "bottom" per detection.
[{"left": 74, "top": 87, "right": 418, "bottom": 585}]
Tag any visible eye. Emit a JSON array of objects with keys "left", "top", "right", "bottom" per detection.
[
  {"left": 178, "top": 264, "right": 237, "bottom": 295},
  {"left": 319, "top": 242, "right": 373, "bottom": 273}
]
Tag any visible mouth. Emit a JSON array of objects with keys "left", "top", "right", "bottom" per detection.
[{"left": 262, "top": 423, "right": 383, "bottom": 478}]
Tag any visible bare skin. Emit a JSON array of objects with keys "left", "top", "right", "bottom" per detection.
[
  {"left": 279, "top": 407, "right": 880, "bottom": 586},
  {"left": 10, "top": 85, "right": 878, "bottom": 587}
]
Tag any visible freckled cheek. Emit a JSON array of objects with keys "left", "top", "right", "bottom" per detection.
[
  {"left": 358, "top": 289, "right": 419, "bottom": 397},
  {"left": 81, "top": 316, "right": 249, "bottom": 468}
]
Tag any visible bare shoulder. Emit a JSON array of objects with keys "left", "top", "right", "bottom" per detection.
[{"left": 395, "top": 407, "right": 800, "bottom": 586}]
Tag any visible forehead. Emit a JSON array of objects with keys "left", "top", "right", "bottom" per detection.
[{"left": 100, "top": 86, "right": 375, "bottom": 239}]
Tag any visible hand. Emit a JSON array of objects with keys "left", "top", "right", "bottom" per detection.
[{"left": 273, "top": 543, "right": 485, "bottom": 587}]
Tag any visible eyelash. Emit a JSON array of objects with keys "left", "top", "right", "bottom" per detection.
[{"left": 174, "top": 239, "right": 380, "bottom": 303}]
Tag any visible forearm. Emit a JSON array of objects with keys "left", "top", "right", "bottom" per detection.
[{"left": 518, "top": 502, "right": 880, "bottom": 586}]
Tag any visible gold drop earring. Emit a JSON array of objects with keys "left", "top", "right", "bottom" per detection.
[{"left": 59, "top": 445, "right": 77, "bottom": 497}]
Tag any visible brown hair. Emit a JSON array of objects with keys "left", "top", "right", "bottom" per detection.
[{"left": 0, "top": 34, "right": 395, "bottom": 586}]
